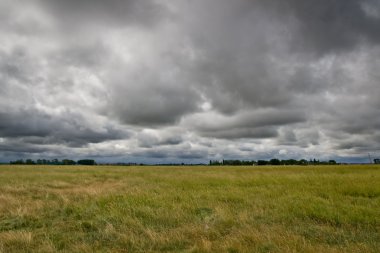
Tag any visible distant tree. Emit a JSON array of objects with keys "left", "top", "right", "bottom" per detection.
[
  {"left": 328, "top": 160, "right": 337, "bottom": 165},
  {"left": 257, "top": 160, "right": 269, "bottom": 166},
  {"left": 10, "top": 159, "right": 24, "bottom": 164},
  {"left": 77, "top": 159, "right": 96, "bottom": 165},
  {"left": 209, "top": 160, "right": 222, "bottom": 166},
  {"left": 223, "top": 160, "right": 242, "bottom": 165},
  {"left": 25, "top": 159, "right": 35, "bottom": 165},
  {"left": 241, "top": 160, "right": 255, "bottom": 165},
  {"left": 281, "top": 159, "right": 298, "bottom": 165},
  {"left": 210, "top": 160, "right": 255, "bottom": 166},
  {"left": 298, "top": 159, "right": 308, "bottom": 165},
  {"left": 269, "top": 159, "right": 281, "bottom": 165},
  {"left": 62, "top": 159, "right": 76, "bottom": 165}
]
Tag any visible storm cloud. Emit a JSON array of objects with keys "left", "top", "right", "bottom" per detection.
[{"left": 0, "top": 0, "right": 380, "bottom": 163}]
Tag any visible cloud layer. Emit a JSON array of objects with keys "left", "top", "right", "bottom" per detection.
[{"left": 1, "top": 0, "right": 380, "bottom": 163}]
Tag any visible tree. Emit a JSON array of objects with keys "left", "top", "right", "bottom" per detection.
[
  {"left": 25, "top": 159, "right": 35, "bottom": 165},
  {"left": 269, "top": 159, "right": 281, "bottom": 165},
  {"left": 257, "top": 160, "right": 269, "bottom": 166},
  {"left": 63, "top": 159, "right": 76, "bottom": 165},
  {"left": 209, "top": 160, "right": 222, "bottom": 165},
  {"left": 298, "top": 159, "right": 308, "bottom": 165},
  {"left": 77, "top": 159, "right": 96, "bottom": 165},
  {"left": 10, "top": 159, "right": 24, "bottom": 164}
]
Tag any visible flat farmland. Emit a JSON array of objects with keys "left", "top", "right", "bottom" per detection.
[{"left": 0, "top": 165, "right": 379, "bottom": 252}]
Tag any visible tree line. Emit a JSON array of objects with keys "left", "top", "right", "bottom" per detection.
[
  {"left": 10, "top": 159, "right": 97, "bottom": 165},
  {"left": 9, "top": 158, "right": 338, "bottom": 166},
  {"left": 209, "top": 159, "right": 337, "bottom": 166}
]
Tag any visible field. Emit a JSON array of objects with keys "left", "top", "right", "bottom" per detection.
[{"left": 0, "top": 165, "right": 379, "bottom": 253}]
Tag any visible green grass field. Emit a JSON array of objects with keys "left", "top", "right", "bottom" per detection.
[{"left": 0, "top": 165, "right": 379, "bottom": 252}]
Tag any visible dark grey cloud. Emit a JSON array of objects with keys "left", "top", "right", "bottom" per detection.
[
  {"left": 277, "top": 127, "right": 320, "bottom": 148},
  {"left": 273, "top": 0, "right": 380, "bottom": 55},
  {"left": 0, "top": 140, "right": 51, "bottom": 154},
  {"left": 40, "top": 0, "right": 170, "bottom": 30},
  {"left": 56, "top": 40, "right": 110, "bottom": 68},
  {"left": 0, "top": 108, "right": 129, "bottom": 147},
  {"left": 185, "top": 109, "right": 306, "bottom": 139},
  {"left": 133, "top": 146, "right": 208, "bottom": 161},
  {"left": 200, "top": 127, "right": 278, "bottom": 140},
  {"left": 0, "top": 0, "right": 380, "bottom": 162},
  {"left": 0, "top": 47, "right": 37, "bottom": 84},
  {"left": 137, "top": 130, "right": 183, "bottom": 148},
  {"left": 109, "top": 79, "right": 201, "bottom": 126}
]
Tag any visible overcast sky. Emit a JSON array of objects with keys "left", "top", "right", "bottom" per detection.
[{"left": 1, "top": 0, "right": 380, "bottom": 163}]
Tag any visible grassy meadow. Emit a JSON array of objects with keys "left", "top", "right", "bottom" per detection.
[{"left": 0, "top": 165, "right": 379, "bottom": 252}]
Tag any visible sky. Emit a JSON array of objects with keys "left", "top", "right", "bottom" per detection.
[{"left": 1, "top": 0, "right": 380, "bottom": 163}]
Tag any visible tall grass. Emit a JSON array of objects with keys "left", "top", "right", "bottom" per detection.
[{"left": 0, "top": 165, "right": 379, "bottom": 252}]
